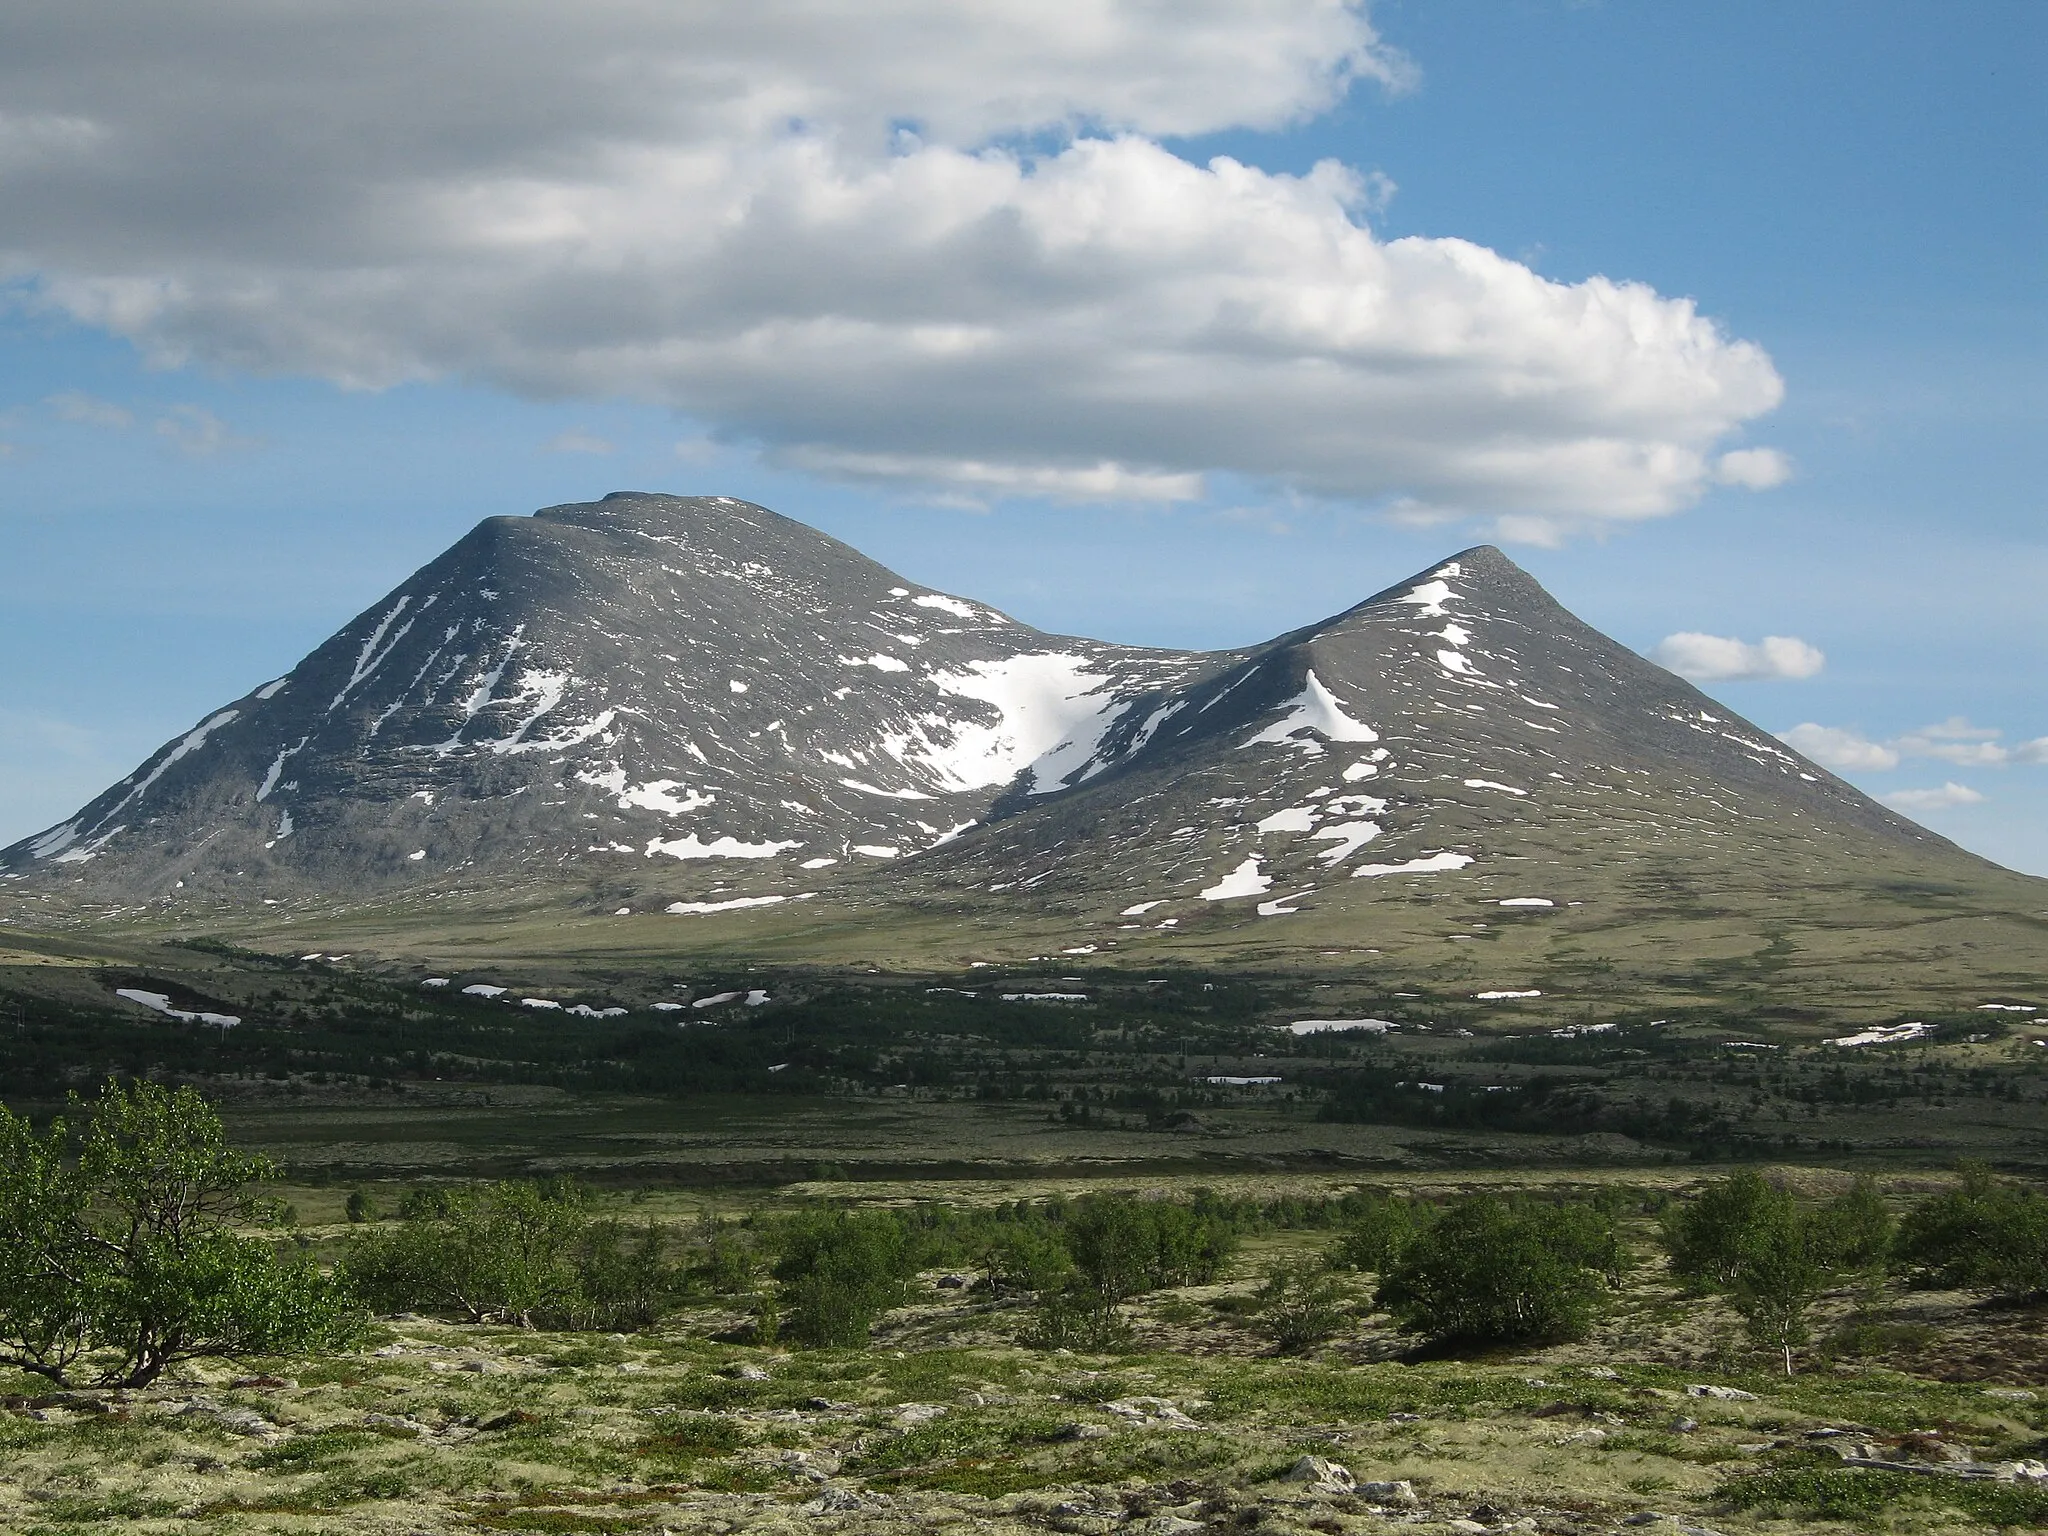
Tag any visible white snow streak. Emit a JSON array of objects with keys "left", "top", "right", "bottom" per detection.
[{"left": 1351, "top": 851, "right": 1474, "bottom": 878}]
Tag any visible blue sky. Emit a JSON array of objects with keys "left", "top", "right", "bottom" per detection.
[{"left": 4, "top": 1, "right": 2046, "bottom": 868}]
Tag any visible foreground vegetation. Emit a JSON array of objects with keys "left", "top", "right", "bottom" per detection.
[{"left": 2, "top": 1084, "right": 2045, "bottom": 1534}]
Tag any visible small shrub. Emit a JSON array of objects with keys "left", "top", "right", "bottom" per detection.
[
  {"left": 636, "top": 1411, "right": 746, "bottom": 1463},
  {"left": 1251, "top": 1265, "right": 1347, "bottom": 1353},
  {"left": 771, "top": 1209, "right": 918, "bottom": 1348},
  {"left": 1375, "top": 1195, "right": 1619, "bottom": 1346},
  {"left": 345, "top": 1189, "right": 380, "bottom": 1224},
  {"left": 341, "top": 1182, "right": 684, "bottom": 1328},
  {"left": 1024, "top": 1280, "right": 1133, "bottom": 1352}
]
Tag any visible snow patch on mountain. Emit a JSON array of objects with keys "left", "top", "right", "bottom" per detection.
[
  {"left": 1201, "top": 857, "right": 1272, "bottom": 901},
  {"left": 1352, "top": 851, "right": 1474, "bottom": 878},
  {"left": 645, "top": 833, "right": 799, "bottom": 860},
  {"left": 1241, "top": 671, "right": 1378, "bottom": 753}
]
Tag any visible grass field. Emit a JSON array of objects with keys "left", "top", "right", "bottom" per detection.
[{"left": 3, "top": 1170, "right": 2046, "bottom": 1536}]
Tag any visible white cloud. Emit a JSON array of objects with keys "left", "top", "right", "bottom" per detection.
[
  {"left": 546, "top": 430, "right": 615, "bottom": 455},
  {"left": 152, "top": 404, "right": 249, "bottom": 457},
  {"left": 1713, "top": 447, "right": 1792, "bottom": 489},
  {"left": 1882, "top": 782, "right": 1985, "bottom": 813},
  {"left": 0, "top": 2, "right": 1784, "bottom": 529},
  {"left": 1780, "top": 716, "right": 2048, "bottom": 777},
  {"left": 1778, "top": 724, "right": 1899, "bottom": 772},
  {"left": 47, "top": 389, "right": 132, "bottom": 428},
  {"left": 1893, "top": 717, "right": 2048, "bottom": 767},
  {"left": 1655, "top": 632, "right": 1824, "bottom": 681}
]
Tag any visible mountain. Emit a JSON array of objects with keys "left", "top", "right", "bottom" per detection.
[
  {"left": 7, "top": 492, "right": 2046, "bottom": 1011},
  {"left": 3, "top": 494, "right": 1222, "bottom": 905}
]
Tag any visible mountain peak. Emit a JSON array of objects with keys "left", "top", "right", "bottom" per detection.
[{"left": 1, "top": 496, "right": 1982, "bottom": 945}]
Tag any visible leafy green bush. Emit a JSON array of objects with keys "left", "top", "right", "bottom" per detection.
[
  {"left": 1662, "top": 1169, "right": 1783, "bottom": 1289},
  {"left": 341, "top": 1182, "right": 683, "bottom": 1328},
  {"left": 979, "top": 1224, "right": 1073, "bottom": 1301},
  {"left": 1375, "top": 1196, "right": 1621, "bottom": 1346},
  {"left": 0, "top": 1080, "right": 360, "bottom": 1387},
  {"left": 1251, "top": 1265, "right": 1348, "bottom": 1353},
  {"left": 1019, "top": 1194, "right": 1239, "bottom": 1351},
  {"left": 1661, "top": 1173, "right": 1897, "bottom": 1373},
  {"left": 771, "top": 1209, "right": 919, "bottom": 1348},
  {"left": 1895, "top": 1163, "right": 2048, "bottom": 1299},
  {"left": 1326, "top": 1195, "right": 1435, "bottom": 1274}
]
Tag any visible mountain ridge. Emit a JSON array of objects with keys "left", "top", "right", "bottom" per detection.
[{"left": 2, "top": 494, "right": 2029, "bottom": 978}]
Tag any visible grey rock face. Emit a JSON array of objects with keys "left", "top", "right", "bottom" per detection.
[{"left": 0, "top": 493, "right": 1962, "bottom": 920}]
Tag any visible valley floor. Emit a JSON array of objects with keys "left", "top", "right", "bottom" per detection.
[{"left": 4, "top": 1182, "right": 2046, "bottom": 1536}]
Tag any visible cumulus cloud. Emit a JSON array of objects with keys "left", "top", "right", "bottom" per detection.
[
  {"left": 1779, "top": 716, "right": 2048, "bottom": 776},
  {"left": 1882, "top": 782, "right": 1985, "bottom": 813},
  {"left": 1893, "top": 717, "right": 2048, "bottom": 768},
  {"left": 0, "top": 1, "right": 1785, "bottom": 529},
  {"left": 1779, "top": 724, "right": 1899, "bottom": 773},
  {"left": 1712, "top": 447, "right": 1793, "bottom": 489},
  {"left": 1655, "top": 632, "right": 1824, "bottom": 682}
]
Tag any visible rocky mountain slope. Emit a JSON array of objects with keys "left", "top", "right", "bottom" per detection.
[{"left": 6, "top": 493, "right": 2037, "bottom": 985}]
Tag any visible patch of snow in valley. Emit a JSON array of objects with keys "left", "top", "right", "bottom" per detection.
[
  {"left": 1499, "top": 897, "right": 1554, "bottom": 907},
  {"left": 853, "top": 844, "right": 900, "bottom": 858},
  {"left": 666, "top": 894, "right": 811, "bottom": 914},
  {"left": 1475, "top": 990, "right": 1541, "bottom": 1000},
  {"left": 841, "top": 653, "right": 910, "bottom": 672},
  {"left": 1121, "top": 901, "right": 1164, "bottom": 915},
  {"left": 1351, "top": 851, "right": 1474, "bottom": 878},
  {"left": 462, "top": 984, "right": 507, "bottom": 997},
  {"left": 1825, "top": 1022, "right": 1932, "bottom": 1048},
  {"left": 116, "top": 989, "right": 240, "bottom": 1027}
]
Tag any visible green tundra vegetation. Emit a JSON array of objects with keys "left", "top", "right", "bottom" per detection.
[{"left": 1, "top": 1081, "right": 2046, "bottom": 1534}]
